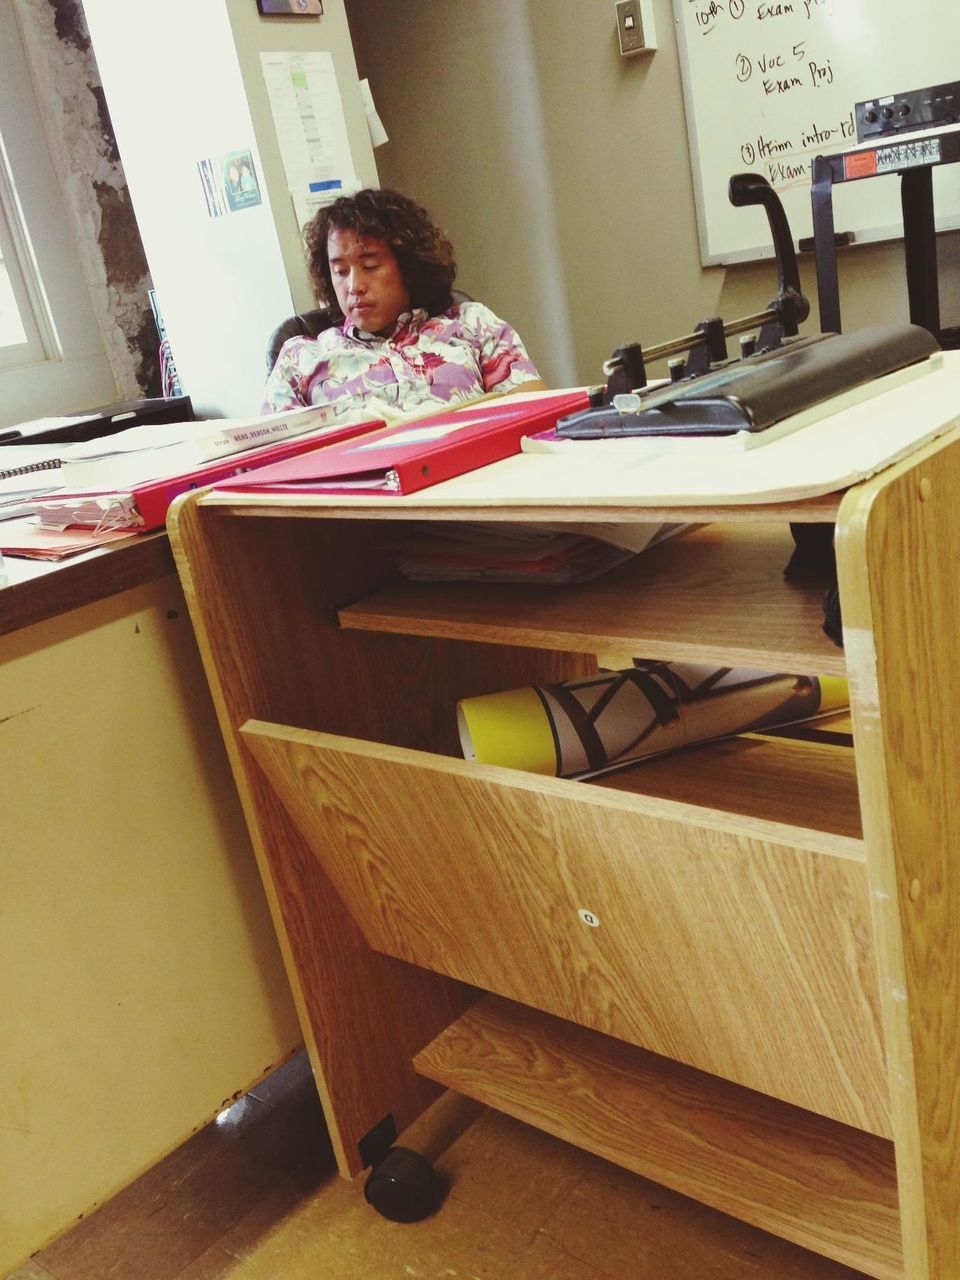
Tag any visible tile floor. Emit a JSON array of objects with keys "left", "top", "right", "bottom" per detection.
[{"left": 7, "top": 1052, "right": 871, "bottom": 1280}]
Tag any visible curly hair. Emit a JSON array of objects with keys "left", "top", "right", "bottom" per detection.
[{"left": 304, "top": 188, "right": 457, "bottom": 320}]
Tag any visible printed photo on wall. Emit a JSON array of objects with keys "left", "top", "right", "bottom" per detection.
[
  {"left": 197, "top": 158, "right": 227, "bottom": 218},
  {"left": 257, "top": 0, "right": 323, "bottom": 14},
  {"left": 221, "top": 150, "right": 263, "bottom": 213}
]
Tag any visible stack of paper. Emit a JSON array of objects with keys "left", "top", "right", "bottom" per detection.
[
  {"left": 390, "top": 526, "right": 635, "bottom": 584},
  {"left": 0, "top": 517, "right": 136, "bottom": 560},
  {"left": 23, "top": 411, "right": 386, "bottom": 535},
  {"left": 388, "top": 520, "right": 688, "bottom": 584},
  {"left": 54, "top": 403, "right": 356, "bottom": 489}
]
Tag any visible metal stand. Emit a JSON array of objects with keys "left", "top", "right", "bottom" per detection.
[{"left": 810, "top": 126, "right": 960, "bottom": 342}]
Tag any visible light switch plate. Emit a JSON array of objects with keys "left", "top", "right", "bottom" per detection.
[{"left": 616, "top": 0, "right": 656, "bottom": 55}]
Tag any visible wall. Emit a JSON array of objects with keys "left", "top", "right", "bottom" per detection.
[
  {"left": 81, "top": 0, "right": 294, "bottom": 419},
  {"left": 345, "top": 0, "right": 960, "bottom": 389},
  {"left": 226, "top": 0, "right": 379, "bottom": 315},
  {"left": 81, "top": 0, "right": 377, "bottom": 419}
]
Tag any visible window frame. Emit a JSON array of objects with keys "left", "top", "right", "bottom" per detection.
[
  {"left": 0, "top": 2, "right": 115, "bottom": 426},
  {"left": 0, "top": 127, "right": 58, "bottom": 371}
]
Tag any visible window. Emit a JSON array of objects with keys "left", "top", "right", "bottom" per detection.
[
  {"left": 0, "top": 131, "right": 52, "bottom": 368},
  {"left": 0, "top": 251, "right": 28, "bottom": 347},
  {"left": 0, "top": 1, "right": 114, "bottom": 425}
]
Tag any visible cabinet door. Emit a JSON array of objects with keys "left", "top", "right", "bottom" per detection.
[{"left": 243, "top": 719, "right": 888, "bottom": 1136}]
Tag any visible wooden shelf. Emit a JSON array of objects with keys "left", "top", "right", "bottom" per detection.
[
  {"left": 339, "top": 524, "right": 846, "bottom": 675},
  {"left": 593, "top": 725, "right": 860, "bottom": 838},
  {"left": 414, "top": 995, "right": 901, "bottom": 1280}
]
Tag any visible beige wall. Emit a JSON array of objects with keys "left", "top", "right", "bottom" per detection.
[
  {"left": 227, "top": 0, "right": 379, "bottom": 315},
  {"left": 345, "top": 0, "right": 960, "bottom": 389}
]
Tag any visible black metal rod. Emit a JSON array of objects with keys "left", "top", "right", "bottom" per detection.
[{"left": 603, "top": 308, "right": 775, "bottom": 373}]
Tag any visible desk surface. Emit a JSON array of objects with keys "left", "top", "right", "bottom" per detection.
[
  {"left": 0, "top": 532, "right": 174, "bottom": 639},
  {"left": 191, "top": 352, "right": 960, "bottom": 519}
]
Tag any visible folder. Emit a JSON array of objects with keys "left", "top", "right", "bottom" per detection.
[
  {"left": 30, "top": 413, "right": 385, "bottom": 532},
  {"left": 212, "top": 389, "right": 591, "bottom": 497}
]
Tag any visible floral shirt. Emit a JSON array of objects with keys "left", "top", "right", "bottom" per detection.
[{"left": 262, "top": 300, "right": 540, "bottom": 417}]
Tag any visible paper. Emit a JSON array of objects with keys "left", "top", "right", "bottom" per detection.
[
  {"left": 198, "top": 147, "right": 264, "bottom": 218},
  {"left": 0, "top": 516, "right": 134, "bottom": 560},
  {"left": 260, "top": 50, "right": 359, "bottom": 230},
  {"left": 359, "top": 78, "right": 388, "bottom": 148},
  {"left": 458, "top": 662, "right": 849, "bottom": 780}
]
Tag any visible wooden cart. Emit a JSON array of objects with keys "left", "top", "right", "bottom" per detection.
[{"left": 169, "top": 426, "right": 960, "bottom": 1280}]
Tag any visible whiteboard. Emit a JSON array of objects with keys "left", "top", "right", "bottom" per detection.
[{"left": 673, "top": 0, "right": 960, "bottom": 264}]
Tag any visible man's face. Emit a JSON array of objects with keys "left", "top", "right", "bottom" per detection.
[{"left": 327, "top": 227, "right": 411, "bottom": 335}]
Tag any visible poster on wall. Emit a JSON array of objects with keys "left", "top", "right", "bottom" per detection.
[
  {"left": 197, "top": 148, "right": 263, "bottom": 218},
  {"left": 259, "top": 50, "right": 359, "bottom": 231},
  {"left": 221, "top": 150, "right": 263, "bottom": 212}
]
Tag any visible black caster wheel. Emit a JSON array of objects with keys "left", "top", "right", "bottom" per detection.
[{"left": 363, "top": 1145, "right": 442, "bottom": 1222}]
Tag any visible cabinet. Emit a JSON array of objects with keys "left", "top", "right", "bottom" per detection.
[{"left": 169, "top": 426, "right": 960, "bottom": 1280}]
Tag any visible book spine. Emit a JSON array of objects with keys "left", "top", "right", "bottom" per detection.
[{"left": 196, "top": 418, "right": 308, "bottom": 462}]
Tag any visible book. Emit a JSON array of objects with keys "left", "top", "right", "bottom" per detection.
[
  {"left": 27, "top": 413, "right": 386, "bottom": 532},
  {"left": 0, "top": 403, "right": 366, "bottom": 488},
  {"left": 213, "top": 389, "right": 592, "bottom": 498},
  {"left": 52, "top": 403, "right": 369, "bottom": 489},
  {"left": 0, "top": 444, "right": 69, "bottom": 483}
]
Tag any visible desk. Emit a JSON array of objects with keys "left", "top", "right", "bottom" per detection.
[
  {"left": 0, "top": 537, "right": 299, "bottom": 1273},
  {"left": 169, "top": 415, "right": 960, "bottom": 1279},
  {"left": 811, "top": 123, "right": 960, "bottom": 340},
  {"left": 0, "top": 395, "right": 194, "bottom": 445}
]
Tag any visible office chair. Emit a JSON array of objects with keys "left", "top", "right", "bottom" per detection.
[{"left": 265, "top": 290, "right": 472, "bottom": 374}]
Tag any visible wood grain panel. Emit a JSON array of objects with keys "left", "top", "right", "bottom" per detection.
[
  {"left": 593, "top": 732, "right": 861, "bottom": 838},
  {"left": 168, "top": 500, "right": 477, "bottom": 1178},
  {"left": 339, "top": 523, "right": 846, "bottom": 674},
  {"left": 415, "top": 995, "right": 902, "bottom": 1280},
  {"left": 838, "top": 429, "right": 960, "bottom": 1279},
  {"left": 242, "top": 720, "right": 889, "bottom": 1136}
]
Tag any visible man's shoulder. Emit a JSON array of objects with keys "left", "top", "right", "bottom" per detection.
[
  {"left": 277, "top": 324, "right": 348, "bottom": 362},
  {"left": 433, "top": 299, "right": 501, "bottom": 332}
]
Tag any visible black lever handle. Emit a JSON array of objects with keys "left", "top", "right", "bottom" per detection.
[{"left": 728, "top": 173, "right": 809, "bottom": 326}]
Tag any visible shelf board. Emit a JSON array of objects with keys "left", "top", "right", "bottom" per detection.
[
  {"left": 415, "top": 995, "right": 901, "bottom": 1280},
  {"left": 339, "top": 524, "right": 846, "bottom": 675},
  {"left": 593, "top": 725, "right": 860, "bottom": 838}
]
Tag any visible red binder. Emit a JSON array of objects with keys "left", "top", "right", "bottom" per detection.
[
  {"left": 43, "top": 414, "right": 386, "bottom": 531},
  {"left": 213, "top": 390, "right": 591, "bottom": 498}
]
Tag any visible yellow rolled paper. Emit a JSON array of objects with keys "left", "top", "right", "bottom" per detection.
[
  {"left": 457, "top": 685, "right": 557, "bottom": 775},
  {"left": 816, "top": 675, "right": 849, "bottom": 713},
  {"left": 457, "top": 662, "right": 850, "bottom": 780}
]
